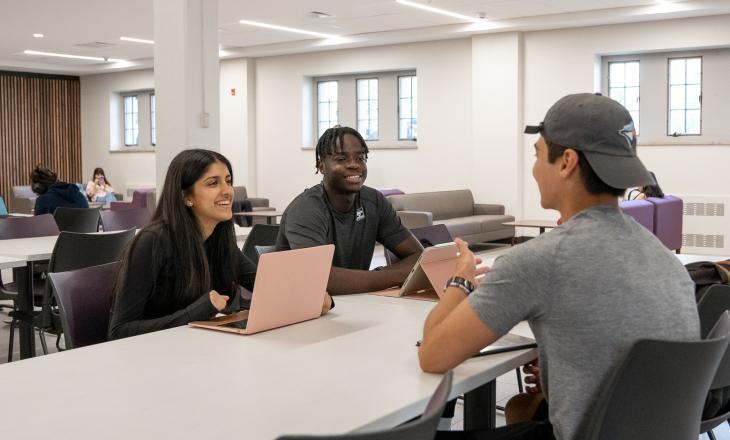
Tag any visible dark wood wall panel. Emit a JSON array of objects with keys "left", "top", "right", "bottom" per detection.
[{"left": 0, "top": 71, "right": 81, "bottom": 211}]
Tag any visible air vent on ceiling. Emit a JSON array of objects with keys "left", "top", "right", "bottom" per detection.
[
  {"left": 683, "top": 234, "right": 725, "bottom": 248},
  {"left": 75, "top": 41, "right": 116, "bottom": 49},
  {"left": 684, "top": 202, "right": 725, "bottom": 217},
  {"left": 309, "top": 11, "right": 332, "bottom": 19}
]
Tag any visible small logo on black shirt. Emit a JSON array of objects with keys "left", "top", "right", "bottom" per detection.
[{"left": 355, "top": 207, "right": 365, "bottom": 222}]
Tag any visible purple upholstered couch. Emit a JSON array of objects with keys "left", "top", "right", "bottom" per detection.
[
  {"left": 110, "top": 188, "right": 156, "bottom": 215},
  {"left": 647, "top": 195, "right": 683, "bottom": 252},
  {"left": 619, "top": 199, "right": 654, "bottom": 232}
]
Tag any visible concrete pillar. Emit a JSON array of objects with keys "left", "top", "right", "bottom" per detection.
[{"left": 153, "top": 0, "right": 219, "bottom": 192}]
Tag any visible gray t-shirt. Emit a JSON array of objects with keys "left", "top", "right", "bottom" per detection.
[
  {"left": 468, "top": 205, "right": 699, "bottom": 440},
  {"left": 275, "top": 184, "right": 411, "bottom": 270}
]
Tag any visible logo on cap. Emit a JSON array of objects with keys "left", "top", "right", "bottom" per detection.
[{"left": 618, "top": 122, "right": 637, "bottom": 149}]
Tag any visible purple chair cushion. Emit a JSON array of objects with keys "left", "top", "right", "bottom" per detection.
[
  {"left": 619, "top": 200, "right": 654, "bottom": 232},
  {"left": 647, "top": 195, "right": 683, "bottom": 251},
  {"left": 379, "top": 188, "right": 405, "bottom": 197}
]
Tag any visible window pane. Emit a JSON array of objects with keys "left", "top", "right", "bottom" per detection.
[
  {"left": 329, "top": 105, "right": 337, "bottom": 123},
  {"left": 669, "top": 110, "right": 685, "bottom": 135},
  {"left": 686, "top": 58, "right": 702, "bottom": 84},
  {"left": 370, "top": 79, "right": 378, "bottom": 97},
  {"left": 411, "top": 77, "right": 417, "bottom": 95},
  {"left": 609, "top": 63, "right": 625, "bottom": 87},
  {"left": 685, "top": 110, "right": 700, "bottom": 134},
  {"left": 329, "top": 82, "right": 338, "bottom": 101},
  {"left": 368, "top": 123, "right": 378, "bottom": 140},
  {"left": 318, "top": 103, "right": 329, "bottom": 121},
  {"left": 609, "top": 87, "right": 625, "bottom": 105},
  {"left": 669, "top": 59, "right": 685, "bottom": 85},
  {"left": 369, "top": 104, "right": 378, "bottom": 121},
  {"left": 318, "top": 82, "right": 329, "bottom": 102},
  {"left": 399, "top": 119, "right": 409, "bottom": 139},
  {"left": 399, "top": 77, "right": 411, "bottom": 98},
  {"left": 357, "top": 79, "right": 368, "bottom": 99},
  {"left": 400, "top": 99, "right": 411, "bottom": 118},
  {"left": 358, "top": 101, "right": 369, "bottom": 120},
  {"left": 318, "top": 122, "right": 329, "bottom": 137},
  {"left": 624, "top": 87, "right": 640, "bottom": 111},
  {"left": 669, "top": 85, "right": 685, "bottom": 110},
  {"left": 625, "top": 62, "right": 640, "bottom": 87},
  {"left": 132, "top": 98, "right": 138, "bottom": 112},
  {"left": 686, "top": 84, "right": 701, "bottom": 109}
]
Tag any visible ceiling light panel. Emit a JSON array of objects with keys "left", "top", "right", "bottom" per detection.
[
  {"left": 23, "top": 50, "right": 124, "bottom": 63},
  {"left": 395, "top": 0, "right": 483, "bottom": 23},
  {"left": 120, "top": 36, "right": 155, "bottom": 44},
  {"left": 238, "top": 19, "right": 336, "bottom": 38}
]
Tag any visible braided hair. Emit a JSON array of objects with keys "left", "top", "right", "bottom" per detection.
[{"left": 315, "top": 126, "right": 369, "bottom": 174}]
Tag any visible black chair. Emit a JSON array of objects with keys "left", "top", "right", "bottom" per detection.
[
  {"left": 582, "top": 324, "right": 730, "bottom": 440},
  {"left": 7, "top": 229, "right": 135, "bottom": 360},
  {"left": 698, "top": 286, "right": 730, "bottom": 439},
  {"left": 48, "top": 261, "right": 120, "bottom": 350},
  {"left": 277, "top": 371, "right": 453, "bottom": 440},
  {"left": 385, "top": 224, "right": 452, "bottom": 265},
  {"left": 0, "top": 214, "right": 60, "bottom": 312},
  {"left": 100, "top": 208, "right": 151, "bottom": 231},
  {"left": 242, "top": 224, "right": 280, "bottom": 265},
  {"left": 53, "top": 207, "right": 101, "bottom": 232}
]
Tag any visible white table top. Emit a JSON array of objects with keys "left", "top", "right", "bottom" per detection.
[
  {"left": 0, "top": 294, "right": 535, "bottom": 439},
  {"left": 0, "top": 254, "right": 27, "bottom": 269},
  {"left": 676, "top": 253, "right": 728, "bottom": 265},
  {"left": 0, "top": 234, "right": 58, "bottom": 261},
  {"left": 234, "top": 225, "right": 252, "bottom": 241}
]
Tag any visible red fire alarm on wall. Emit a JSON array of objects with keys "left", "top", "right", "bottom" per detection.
[{"left": 231, "top": 88, "right": 236, "bottom": 96}]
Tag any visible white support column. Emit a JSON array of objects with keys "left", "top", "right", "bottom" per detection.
[
  {"left": 471, "top": 32, "right": 524, "bottom": 220},
  {"left": 153, "top": 0, "right": 220, "bottom": 192}
]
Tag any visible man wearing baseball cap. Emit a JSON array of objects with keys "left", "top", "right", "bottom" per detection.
[{"left": 418, "top": 93, "right": 699, "bottom": 439}]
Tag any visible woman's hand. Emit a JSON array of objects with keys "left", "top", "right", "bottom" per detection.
[
  {"left": 209, "top": 290, "right": 230, "bottom": 311},
  {"left": 321, "top": 294, "right": 333, "bottom": 315}
]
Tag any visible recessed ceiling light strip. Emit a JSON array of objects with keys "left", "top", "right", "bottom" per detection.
[
  {"left": 23, "top": 50, "right": 124, "bottom": 62},
  {"left": 395, "top": 0, "right": 482, "bottom": 23},
  {"left": 120, "top": 36, "right": 155, "bottom": 44},
  {"left": 239, "top": 19, "right": 335, "bottom": 38}
]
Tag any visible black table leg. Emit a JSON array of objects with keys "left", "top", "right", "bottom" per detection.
[
  {"left": 14, "top": 264, "right": 36, "bottom": 359},
  {"left": 464, "top": 379, "right": 497, "bottom": 430}
]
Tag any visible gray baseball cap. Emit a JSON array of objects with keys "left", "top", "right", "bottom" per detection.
[{"left": 524, "top": 93, "right": 654, "bottom": 189}]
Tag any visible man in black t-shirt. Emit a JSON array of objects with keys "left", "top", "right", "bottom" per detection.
[{"left": 276, "top": 126, "right": 422, "bottom": 294}]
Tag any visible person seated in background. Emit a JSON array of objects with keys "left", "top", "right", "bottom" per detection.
[
  {"left": 418, "top": 94, "right": 699, "bottom": 440},
  {"left": 85, "top": 167, "right": 116, "bottom": 203},
  {"left": 627, "top": 170, "right": 664, "bottom": 200},
  {"left": 31, "top": 164, "right": 89, "bottom": 215},
  {"left": 109, "top": 149, "right": 333, "bottom": 340},
  {"left": 275, "top": 126, "right": 423, "bottom": 295}
]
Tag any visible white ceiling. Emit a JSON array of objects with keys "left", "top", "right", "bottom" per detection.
[{"left": 1, "top": 0, "right": 729, "bottom": 76}]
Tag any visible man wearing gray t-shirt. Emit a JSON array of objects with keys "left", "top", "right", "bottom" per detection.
[
  {"left": 276, "top": 126, "right": 423, "bottom": 294},
  {"left": 418, "top": 94, "right": 699, "bottom": 440}
]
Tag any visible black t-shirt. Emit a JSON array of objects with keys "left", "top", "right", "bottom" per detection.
[
  {"left": 275, "top": 184, "right": 411, "bottom": 270},
  {"left": 108, "top": 225, "right": 257, "bottom": 340}
]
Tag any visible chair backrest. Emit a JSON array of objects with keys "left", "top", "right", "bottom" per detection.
[
  {"left": 701, "top": 311, "right": 730, "bottom": 433},
  {"left": 48, "top": 261, "right": 120, "bottom": 349},
  {"left": 100, "top": 208, "right": 150, "bottom": 231},
  {"left": 53, "top": 207, "right": 101, "bottom": 233},
  {"left": 0, "top": 196, "right": 8, "bottom": 216},
  {"left": 386, "top": 224, "right": 453, "bottom": 266},
  {"left": 0, "top": 213, "right": 60, "bottom": 239},
  {"left": 242, "top": 224, "right": 280, "bottom": 265},
  {"left": 233, "top": 186, "right": 249, "bottom": 203},
  {"left": 276, "top": 371, "right": 452, "bottom": 440},
  {"left": 48, "top": 229, "right": 136, "bottom": 274},
  {"left": 698, "top": 284, "right": 730, "bottom": 338},
  {"left": 583, "top": 335, "right": 729, "bottom": 440}
]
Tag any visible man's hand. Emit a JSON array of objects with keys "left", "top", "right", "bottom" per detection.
[
  {"left": 522, "top": 359, "right": 541, "bottom": 393},
  {"left": 209, "top": 290, "right": 230, "bottom": 311},
  {"left": 454, "top": 238, "right": 489, "bottom": 283}
]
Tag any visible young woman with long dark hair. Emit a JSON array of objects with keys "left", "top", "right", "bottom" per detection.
[
  {"left": 86, "top": 167, "right": 115, "bottom": 203},
  {"left": 108, "top": 149, "right": 256, "bottom": 339}
]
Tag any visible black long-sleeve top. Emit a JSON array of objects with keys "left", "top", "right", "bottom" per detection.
[{"left": 109, "top": 226, "right": 257, "bottom": 340}]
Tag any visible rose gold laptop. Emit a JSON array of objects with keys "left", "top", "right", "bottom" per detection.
[{"left": 189, "top": 244, "right": 334, "bottom": 335}]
